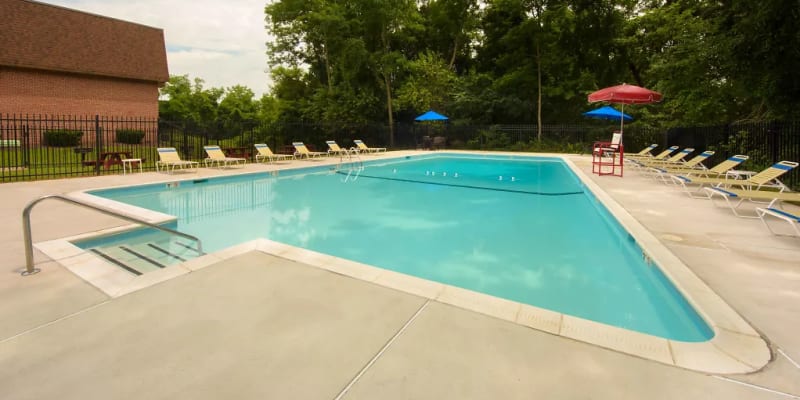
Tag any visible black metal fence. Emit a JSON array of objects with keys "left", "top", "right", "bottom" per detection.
[{"left": 1, "top": 113, "right": 798, "bottom": 189}]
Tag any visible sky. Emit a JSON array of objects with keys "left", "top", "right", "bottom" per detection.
[{"left": 41, "top": 0, "right": 272, "bottom": 97}]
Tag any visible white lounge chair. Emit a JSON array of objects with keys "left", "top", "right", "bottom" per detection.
[
  {"left": 646, "top": 150, "right": 714, "bottom": 182},
  {"left": 756, "top": 207, "right": 800, "bottom": 237},
  {"left": 292, "top": 142, "right": 326, "bottom": 159},
  {"left": 156, "top": 147, "right": 199, "bottom": 174},
  {"left": 326, "top": 140, "right": 353, "bottom": 156},
  {"left": 704, "top": 187, "right": 800, "bottom": 217},
  {"left": 627, "top": 145, "right": 679, "bottom": 161},
  {"left": 254, "top": 144, "right": 294, "bottom": 163},
  {"left": 671, "top": 160, "right": 798, "bottom": 197},
  {"left": 353, "top": 139, "right": 386, "bottom": 154},
  {"left": 630, "top": 143, "right": 658, "bottom": 157},
  {"left": 203, "top": 145, "right": 246, "bottom": 168},
  {"left": 634, "top": 148, "right": 695, "bottom": 167}
]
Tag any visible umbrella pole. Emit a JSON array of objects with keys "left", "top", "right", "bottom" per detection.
[{"left": 620, "top": 104, "right": 625, "bottom": 134}]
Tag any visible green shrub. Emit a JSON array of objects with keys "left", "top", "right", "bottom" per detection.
[
  {"left": 116, "top": 129, "right": 145, "bottom": 144},
  {"left": 466, "top": 129, "right": 512, "bottom": 150},
  {"left": 43, "top": 129, "right": 83, "bottom": 147}
]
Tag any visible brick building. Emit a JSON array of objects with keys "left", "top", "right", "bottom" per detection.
[{"left": 0, "top": 0, "right": 169, "bottom": 118}]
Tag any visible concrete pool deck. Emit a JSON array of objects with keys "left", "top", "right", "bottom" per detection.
[{"left": 1, "top": 151, "right": 799, "bottom": 398}]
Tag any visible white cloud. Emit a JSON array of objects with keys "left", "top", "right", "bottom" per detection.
[{"left": 39, "top": 0, "right": 272, "bottom": 97}]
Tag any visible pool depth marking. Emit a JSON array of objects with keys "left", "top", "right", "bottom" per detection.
[{"left": 338, "top": 170, "right": 585, "bottom": 196}]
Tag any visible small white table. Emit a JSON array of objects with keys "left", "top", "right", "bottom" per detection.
[
  {"left": 725, "top": 170, "right": 756, "bottom": 180},
  {"left": 121, "top": 158, "right": 142, "bottom": 175}
]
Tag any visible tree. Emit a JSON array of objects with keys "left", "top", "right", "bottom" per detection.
[
  {"left": 477, "top": 0, "right": 586, "bottom": 127},
  {"left": 159, "top": 75, "right": 223, "bottom": 124},
  {"left": 257, "top": 95, "right": 281, "bottom": 123},
  {"left": 219, "top": 85, "right": 258, "bottom": 123},
  {"left": 359, "top": 0, "right": 424, "bottom": 145},
  {"left": 270, "top": 66, "right": 314, "bottom": 122},
  {"left": 265, "top": 0, "right": 385, "bottom": 124},
  {"left": 260, "top": 0, "right": 800, "bottom": 129},
  {"left": 719, "top": 0, "right": 800, "bottom": 120},
  {"left": 396, "top": 51, "right": 457, "bottom": 113},
  {"left": 420, "top": 0, "right": 480, "bottom": 71},
  {"left": 626, "top": 1, "right": 731, "bottom": 126}
]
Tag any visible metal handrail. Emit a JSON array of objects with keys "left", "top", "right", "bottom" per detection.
[
  {"left": 337, "top": 148, "right": 363, "bottom": 170},
  {"left": 22, "top": 194, "right": 203, "bottom": 276},
  {"left": 336, "top": 149, "right": 364, "bottom": 182}
]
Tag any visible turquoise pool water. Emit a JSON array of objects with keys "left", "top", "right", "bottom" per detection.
[{"left": 85, "top": 154, "right": 713, "bottom": 341}]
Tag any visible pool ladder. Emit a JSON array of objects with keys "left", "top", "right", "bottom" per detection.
[
  {"left": 22, "top": 194, "right": 203, "bottom": 276},
  {"left": 337, "top": 149, "right": 364, "bottom": 182}
]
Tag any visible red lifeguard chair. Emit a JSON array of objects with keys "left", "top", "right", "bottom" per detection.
[{"left": 592, "top": 131, "right": 624, "bottom": 177}]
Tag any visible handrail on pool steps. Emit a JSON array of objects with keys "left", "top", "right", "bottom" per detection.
[{"left": 22, "top": 194, "right": 203, "bottom": 276}]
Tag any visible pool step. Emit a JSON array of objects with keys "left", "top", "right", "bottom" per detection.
[{"left": 87, "top": 239, "right": 204, "bottom": 275}]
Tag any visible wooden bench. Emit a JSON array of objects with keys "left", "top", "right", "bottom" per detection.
[{"left": 0, "top": 139, "right": 20, "bottom": 147}]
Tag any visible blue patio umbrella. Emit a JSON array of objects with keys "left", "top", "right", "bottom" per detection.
[
  {"left": 583, "top": 106, "right": 633, "bottom": 122},
  {"left": 414, "top": 110, "right": 449, "bottom": 121}
]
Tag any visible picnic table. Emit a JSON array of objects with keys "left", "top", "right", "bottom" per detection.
[
  {"left": 82, "top": 151, "right": 144, "bottom": 170},
  {"left": 280, "top": 145, "right": 296, "bottom": 155},
  {"left": 222, "top": 146, "right": 252, "bottom": 160}
]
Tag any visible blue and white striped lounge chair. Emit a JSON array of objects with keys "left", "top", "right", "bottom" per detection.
[
  {"left": 672, "top": 160, "right": 798, "bottom": 197},
  {"left": 703, "top": 187, "right": 800, "bottom": 217},
  {"left": 203, "top": 145, "right": 246, "bottom": 168},
  {"left": 627, "top": 145, "right": 678, "bottom": 161},
  {"left": 659, "top": 154, "right": 748, "bottom": 177},
  {"left": 631, "top": 143, "right": 658, "bottom": 157},
  {"left": 326, "top": 140, "right": 353, "bottom": 156},
  {"left": 353, "top": 139, "right": 386, "bottom": 154},
  {"left": 156, "top": 147, "right": 199, "bottom": 173},
  {"left": 756, "top": 207, "right": 800, "bottom": 237},
  {"left": 254, "top": 144, "right": 294, "bottom": 163},
  {"left": 646, "top": 150, "right": 714, "bottom": 183},
  {"left": 635, "top": 148, "right": 695, "bottom": 167},
  {"left": 630, "top": 148, "right": 694, "bottom": 171},
  {"left": 292, "top": 142, "right": 326, "bottom": 159}
]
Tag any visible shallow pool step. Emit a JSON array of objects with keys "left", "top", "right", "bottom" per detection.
[{"left": 88, "top": 239, "right": 204, "bottom": 275}]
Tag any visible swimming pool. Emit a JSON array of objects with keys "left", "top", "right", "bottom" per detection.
[{"left": 83, "top": 154, "right": 713, "bottom": 342}]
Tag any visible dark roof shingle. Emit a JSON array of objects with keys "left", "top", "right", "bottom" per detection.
[{"left": 0, "top": 0, "right": 168, "bottom": 83}]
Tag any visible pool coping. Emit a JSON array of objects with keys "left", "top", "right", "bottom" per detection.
[{"left": 33, "top": 151, "right": 771, "bottom": 374}]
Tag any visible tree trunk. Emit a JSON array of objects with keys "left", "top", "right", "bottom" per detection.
[
  {"left": 381, "top": 28, "right": 395, "bottom": 146},
  {"left": 536, "top": 40, "right": 542, "bottom": 143},
  {"left": 384, "top": 73, "right": 395, "bottom": 147},
  {"left": 323, "top": 43, "right": 333, "bottom": 93},
  {"left": 449, "top": 36, "right": 460, "bottom": 70},
  {"left": 628, "top": 61, "right": 643, "bottom": 88}
]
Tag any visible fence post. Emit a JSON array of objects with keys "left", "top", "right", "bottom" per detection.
[
  {"left": 768, "top": 122, "right": 778, "bottom": 163},
  {"left": 94, "top": 115, "right": 101, "bottom": 175},
  {"left": 22, "top": 124, "right": 30, "bottom": 167}
]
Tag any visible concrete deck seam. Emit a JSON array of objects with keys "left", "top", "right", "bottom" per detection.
[
  {"left": 333, "top": 299, "right": 431, "bottom": 400},
  {"left": 667, "top": 340, "right": 676, "bottom": 365},
  {"left": 711, "top": 375, "right": 800, "bottom": 399},
  {"left": 778, "top": 349, "right": 800, "bottom": 370},
  {"left": 0, "top": 300, "right": 110, "bottom": 344},
  {"left": 716, "top": 324, "right": 765, "bottom": 339},
  {"left": 710, "top": 341, "right": 760, "bottom": 370}
]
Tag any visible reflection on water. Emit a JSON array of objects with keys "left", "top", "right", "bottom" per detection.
[{"left": 156, "top": 178, "right": 278, "bottom": 223}]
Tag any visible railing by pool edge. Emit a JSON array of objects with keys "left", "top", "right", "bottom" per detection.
[{"left": 22, "top": 194, "right": 203, "bottom": 276}]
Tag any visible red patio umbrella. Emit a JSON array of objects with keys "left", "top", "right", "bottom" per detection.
[{"left": 588, "top": 83, "right": 662, "bottom": 134}]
